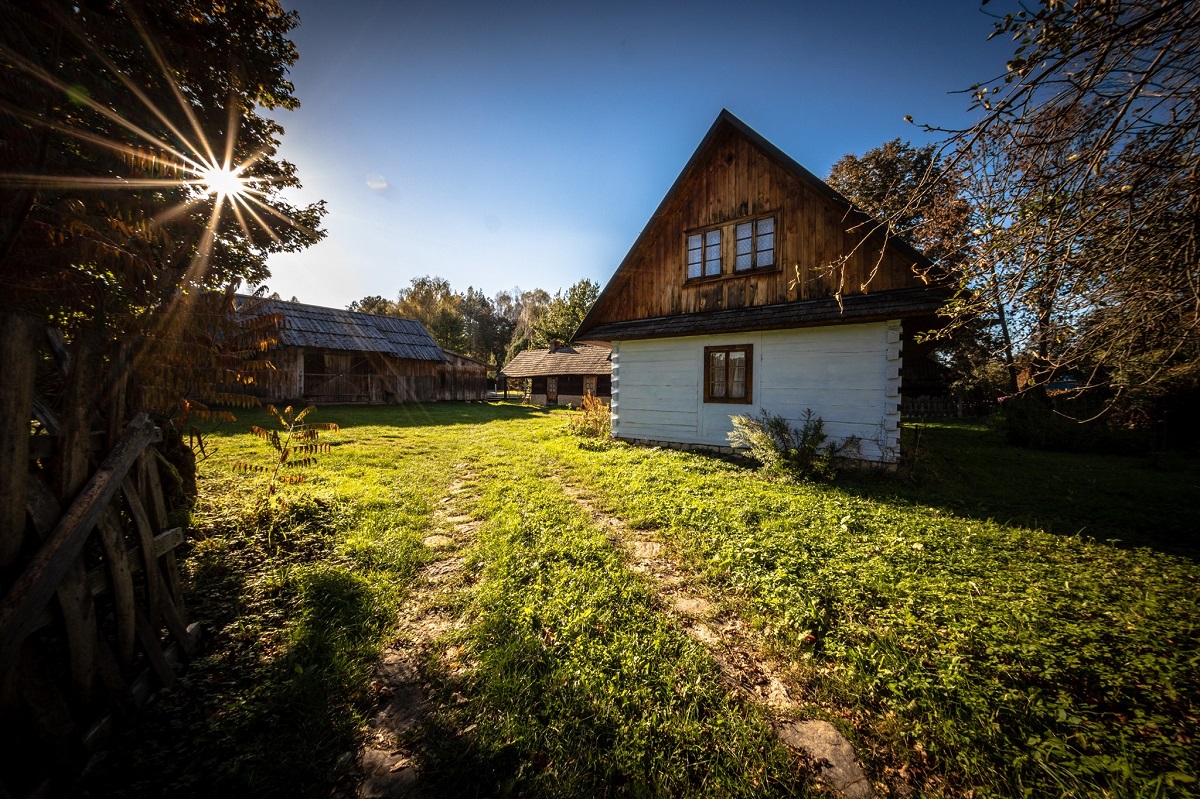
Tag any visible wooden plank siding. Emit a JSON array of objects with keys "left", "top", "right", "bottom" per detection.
[
  {"left": 253, "top": 347, "right": 486, "bottom": 404},
  {"left": 581, "top": 115, "right": 930, "bottom": 334}
]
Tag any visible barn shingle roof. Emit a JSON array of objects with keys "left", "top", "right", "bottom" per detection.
[
  {"left": 501, "top": 344, "right": 612, "bottom": 378},
  {"left": 238, "top": 297, "right": 447, "bottom": 362}
]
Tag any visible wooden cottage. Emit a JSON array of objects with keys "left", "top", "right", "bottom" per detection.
[
  {"left": 574, "top": 110, "right": 948, "bottom": 461},
  {"left": 500, "top": 343, "right": 612, "bottom": 406},
  {"left": 238, "top": 298, "right": 487, "bottom": 403}
]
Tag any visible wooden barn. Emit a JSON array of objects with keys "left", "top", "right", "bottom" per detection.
[
  {"left": 501, "top": 343, "right": 612, "bottom": 406},
  {"left": 238, "top": 298, "right": 487, "bottom": 403},
  {"left": 574, "top": 110, "right": 949, "bottom": 461}
]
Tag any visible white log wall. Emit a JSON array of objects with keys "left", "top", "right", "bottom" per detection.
[{"left": 611, "top": 321, "right": 902, "bottom": 462}]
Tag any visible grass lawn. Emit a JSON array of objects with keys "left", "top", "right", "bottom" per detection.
[{"left": 85, "top": 403, "right": 1199, "bottom": 798}]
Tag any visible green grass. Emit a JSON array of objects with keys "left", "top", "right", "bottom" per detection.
[
  {"left": 85, "top": 403, "right": 1199, "bottom": 798},
  {"left": 83, "top": 404, "right": 495, "bottom": 797},
  {"left": 414, "top": 418, "right": 806, "bottom": 797},
  {"left": 536, "top": 418, "right": 1200, "bottom": 797}
]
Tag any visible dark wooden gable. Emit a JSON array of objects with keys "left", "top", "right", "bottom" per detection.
[{"left": 577, "top": 110, "right": 939, "bottom": 340}]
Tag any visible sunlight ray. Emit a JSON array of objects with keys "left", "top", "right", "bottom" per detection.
[
  {"left": 119, "top": 1, "right": 222, "bottom": 167},
  {"left": 0, "top": 45, "right": 208, "bottom": 176}
]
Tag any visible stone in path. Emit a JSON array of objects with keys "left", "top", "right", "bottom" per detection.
[{"left": 778, "top": 719, "right": 874, "bottom": 799}]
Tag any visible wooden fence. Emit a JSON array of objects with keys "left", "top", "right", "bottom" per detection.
[
  {"left": 902, "top": 395, "right": 990, "bottom": 419},
  {"left": 0, "top": 313, "right": 197, "bottom": 798}
]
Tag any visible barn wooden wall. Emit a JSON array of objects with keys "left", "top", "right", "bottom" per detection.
[
  {"left": 374, "top": 352, "right": 487, "bottom": 403},
  {"left": 256, "top": 349, "right": 487, "bottom": 404},
  {"left": 590, "top": 124, "right": 926, "bottom": 327}
]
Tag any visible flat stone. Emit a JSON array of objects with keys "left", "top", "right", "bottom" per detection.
[
  {"left": 672, "top": 596, "right": 711, "bottom": 617},
  {"left": 358, "top": 747, "right": 418, "bottom": 797},
  {"left": 777, "top": 719, "right": 873, "bottom": 799},
  {"left": 766, "top": 677, "right": 793, "bottom": 708},
  {"left": 422, "top": 535, "right": 454, "bottom": 549},
  {"left": 687, "top": 623, "right": 719, "bottom": 644},
  {"left": 629, "top": 541, "right": 663, "bottom": 558}
]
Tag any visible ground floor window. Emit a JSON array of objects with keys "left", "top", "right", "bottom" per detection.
[{"left": 703, "top": 344, "right": 752, "bottom": 403}]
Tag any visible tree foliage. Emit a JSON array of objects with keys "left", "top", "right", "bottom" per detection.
[
  {"left": 393, "top": 275, "right": 468, "bottom": 353},
  {"left": 828, "top": 140, "right": 1014, "bottom": 396},
  {"left": 0, "top": 0, "right": 325, "bottom": 423},
  {"left": 532, "top": 278, "right": 600, "bottom": 349},
  {"left": 827, "top": 139, "right": 972, "bottom": 270},
  {"left": 346, "top": 295, "right": 395, "bottom": 315},
  {"left": 349, "top": 277, "right": 601, "bottom": 369},
  {"left": 906, "top": 0, "right": 1200, "bottom": 423}
]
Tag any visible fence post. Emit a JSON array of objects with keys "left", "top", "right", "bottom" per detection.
[{"left": 0, "top": 310, "right": 38, "bottom": 573}]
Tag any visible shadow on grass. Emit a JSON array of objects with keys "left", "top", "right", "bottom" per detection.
[
  {"left": 218, "top": 400, "right": 555, "bottom": 434},
  {"left": 81, "top": 517, "right": 384, "bottom": 798},
  {"left": 841, "top": 420, "right": 1200, "bottom": 560}
]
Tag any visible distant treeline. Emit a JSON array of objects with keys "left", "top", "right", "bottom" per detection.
[{"left": 347, "top": 276, "right": 600, "bottom": 369}]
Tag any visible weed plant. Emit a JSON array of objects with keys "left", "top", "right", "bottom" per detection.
[{"left": 565, "top": 392, "right": 612, "bottom": 439}]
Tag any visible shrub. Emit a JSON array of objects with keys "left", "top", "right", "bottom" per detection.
[
  {"left": 566, "top": 393, "right": 611, "bottom": 439},
  {"left": 999, "top": 393, "right": 1151, "bottom": 454},
  {"left": 728, "top": 408, "right": 857, "bottom": 481}
]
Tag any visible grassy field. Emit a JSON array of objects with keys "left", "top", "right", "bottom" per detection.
[{"left": 85, "top": 403, "right": 1199, "bottom": 798}]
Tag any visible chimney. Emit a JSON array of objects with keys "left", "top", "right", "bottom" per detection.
[{"left": 549, "top": 340, "right": 560, "bottom": 353}]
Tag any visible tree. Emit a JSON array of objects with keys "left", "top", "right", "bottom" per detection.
[
  {"left": 347, "top": 295, "right": 395, "bottom": 315},
  {"left": 531, "top": 278, "right": 600, "bottom": 348},
  {"left": 827, "top": 140, "right": 1015, "bottom": 394},
  {"left": 827, "top": 139, "right": 972, "bottom": 271},
  {"left": 394, "top": 275, "right": 467, "bottom": 352},
  {"left": 1, "top": 0, "right": 324, "bottom": 326},
  {"left": 459, "top": 286, "right": 514, "bottom": 368},
  {"left": 0, "top": 0, "right": 325, "bottom": 417},
  {"left": 902, "top": 0, "right": 1200, "bottom": 422},
  {"left": 497, "top": 286, "right": 550, "bottom": 360}
]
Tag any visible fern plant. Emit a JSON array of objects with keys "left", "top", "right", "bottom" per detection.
[{"left": 234, "top": 405, "right": 338, "bottom": 495}]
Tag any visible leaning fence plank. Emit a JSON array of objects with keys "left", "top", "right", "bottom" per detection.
[
  {"left": 0, "top": 310, "right": 38, "bottom": 571},
  {"left": 97, "top": 508, "right": 136, "bottom": 669},
  {"left": 140, "top": 452, "right": 187, "bottom": 617},
  {"left": 0, "top": 414, "right": 157, "bottom": 674},
  {"left": 28, "top": 528, "right": 187, "bottom": 634},
  {"left": 133, "top": 605, "right": 173, "bottom": 689},
  {"left": 121, "top": 479, "right": 163, "bottom": 632},
  {"left": 24, "top": 479, "right": 99, "bottom": 706}
]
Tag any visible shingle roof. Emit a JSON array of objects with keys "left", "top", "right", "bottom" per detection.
[
  {"left": 579, "top": 288, "right": 950, "bottom": 342},
  {"left": 500, "top": 344, "right": 612, "bottom": 378},
  {"left": 237, "top": 297, "right": 447, "bottom": 362}
]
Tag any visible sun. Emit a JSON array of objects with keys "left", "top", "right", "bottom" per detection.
[{"left": 199, "top": 163, "right": 248, "bottom": 198}]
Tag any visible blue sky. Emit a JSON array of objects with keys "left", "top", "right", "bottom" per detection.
[{"left": 264, "top": 0, "right": 1012, "bottom": 308}]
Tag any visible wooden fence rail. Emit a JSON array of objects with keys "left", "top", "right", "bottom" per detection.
[{"left": 0, "top": 319, "right": 197, "bottom": 799}]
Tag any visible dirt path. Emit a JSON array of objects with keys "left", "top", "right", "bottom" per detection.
[
  {"left": 350, "top": 467, "right": 481, "bottom": 799},
  {"left": 558, "top": 480, "right": 878, "bottom": 799},
  {"left": 344, "top": 464, "right": 881, "bottom": 798}
]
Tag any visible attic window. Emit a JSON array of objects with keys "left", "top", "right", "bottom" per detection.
[
  {"left": 734, "top": 216, "right": 775, "bottom": 271},
  {"left": 687, "top": 229, "right": 722, "bottom": 279}
]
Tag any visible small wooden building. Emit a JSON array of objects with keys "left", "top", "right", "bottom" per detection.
[
  {"left": 238, "top": 298, "right": 487, "bottom": 403},
  {"left": 574, "top": 110, "right": 949, "bottom": 461},
  {"left": 500, "top": 343, "right": 612, "bottom": 406}
]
